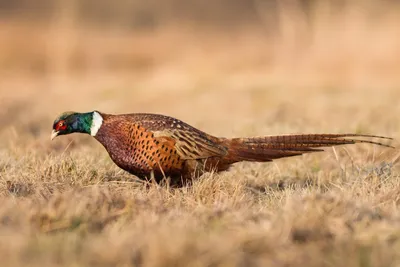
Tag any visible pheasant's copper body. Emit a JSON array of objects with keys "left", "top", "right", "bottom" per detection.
[{"left": 51, "top": 111, "right": 393, "bottom": 185}]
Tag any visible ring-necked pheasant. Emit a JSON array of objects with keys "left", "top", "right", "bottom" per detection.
[{"left": 51, "top": 111, "right": 393, "bottom": 185}]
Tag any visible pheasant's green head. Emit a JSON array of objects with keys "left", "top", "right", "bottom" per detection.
[{"left": 51, "top": 111, "right": 103, "bottom": 140}]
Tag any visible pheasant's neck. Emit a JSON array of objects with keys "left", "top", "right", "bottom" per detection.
[{"left": 70, "top": 111, "right": 103, "bottom": 136}]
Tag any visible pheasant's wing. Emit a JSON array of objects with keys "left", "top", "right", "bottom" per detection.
[
  {"left": 127, "top": 113, "right": 228, "bottom": 160},
  {"left": 152, "top": 129, "right": 227, "bottom": 160}
]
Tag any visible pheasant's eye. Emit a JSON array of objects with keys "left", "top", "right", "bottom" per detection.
[{"left": 56, "top": 120, "right": 67, "bottom": 131}]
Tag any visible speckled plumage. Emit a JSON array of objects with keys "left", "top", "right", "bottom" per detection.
[
  {"left": 94, "top": 113, "right": 229, "bottom": 183},
  {"left": 52, "top": 111, "right": 393, "bottom": 185}
]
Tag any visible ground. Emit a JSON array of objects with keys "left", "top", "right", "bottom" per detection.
[{"left": 1, "top": 3, "right": 400, "bottom": 265}]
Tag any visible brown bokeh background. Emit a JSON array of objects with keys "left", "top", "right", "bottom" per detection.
[{"left": 2, "top": 0, "right": 400, "bottom": 85}]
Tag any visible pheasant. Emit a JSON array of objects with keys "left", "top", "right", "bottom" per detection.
[{"left": 51, "top": 111, "right": 393, "bottom": 185}]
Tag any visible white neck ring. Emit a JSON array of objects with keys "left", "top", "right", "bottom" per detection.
[{"left": 90, "top": 111, "right": 103, "bottom": 136}]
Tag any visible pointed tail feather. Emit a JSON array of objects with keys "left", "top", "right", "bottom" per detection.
[{"left": 223, "top": 134, "right": 394, "bottom": 163}]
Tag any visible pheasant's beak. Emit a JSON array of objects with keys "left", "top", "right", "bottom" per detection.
[{"left": 51, "top": 130, "right": 59, "bottom": 141}]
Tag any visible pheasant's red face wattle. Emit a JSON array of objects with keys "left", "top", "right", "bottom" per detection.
[{"left": 54, "top": 120, "right": 67, "bottom": 131}]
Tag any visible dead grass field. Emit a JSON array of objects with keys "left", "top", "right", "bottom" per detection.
[{"left": 1, "top": 1, "right": 400, "bottom": 266}]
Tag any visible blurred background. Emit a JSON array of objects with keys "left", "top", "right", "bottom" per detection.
[
  {"left": 0, "top": 0, "right": 399, "bottom": 146},
  {"left": 0, "top": 2, "right": 399, "bottom": 265}
]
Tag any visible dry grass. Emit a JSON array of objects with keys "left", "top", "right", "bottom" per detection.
[{"left": 1, "top": 1, "right": 400, "bottom": 266}]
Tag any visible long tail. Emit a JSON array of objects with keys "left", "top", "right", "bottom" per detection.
[{"left": 223, "top": 134, "right": 394, "bottom": 163}]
